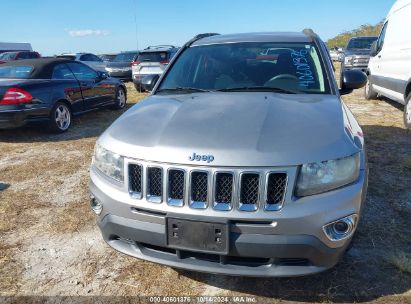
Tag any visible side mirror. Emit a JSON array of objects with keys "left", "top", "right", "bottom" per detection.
[
  {"left": 141, "top": 74, "right": 160, "bottom": 91},
  {"left": 339, "top": 70, "right": 367, "bottom": 95},
  {"left": 97, "top": 71, "right": 108, "bottom": 80},
  {"left": 369, "top": 41, "right": 378, "bottom": 57}
]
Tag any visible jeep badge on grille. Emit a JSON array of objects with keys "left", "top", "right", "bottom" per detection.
[{"left": 189, "top": 153, "right": 214, "bottom": 163}]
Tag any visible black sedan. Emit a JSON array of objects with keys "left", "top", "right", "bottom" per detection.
[{"left": 0, "top": 58, "right": 127, "bottom": 132}]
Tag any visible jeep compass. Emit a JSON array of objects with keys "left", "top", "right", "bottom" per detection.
[{"left": 89, "top": 30, "right": 368, "bottom": 277}]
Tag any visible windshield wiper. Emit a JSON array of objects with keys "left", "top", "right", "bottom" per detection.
[
  {"left": 156, "top": 87, "right": 212, "bottom": 94},
  {"left": 216, "top": 86, "right": 299, "bottom": 94}
]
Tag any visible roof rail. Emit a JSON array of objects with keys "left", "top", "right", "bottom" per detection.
[
  {"left": 302, "top": 28, "right": 317, "bottom": 40},
  {"left": 144, "top": 45, "right": 177, "bottom": 50},
  {"left": 184, "top": 33, "right": 220, "bottom": 47}
]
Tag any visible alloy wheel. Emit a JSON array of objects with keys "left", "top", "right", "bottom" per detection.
[
  {"left": 118, "top": 89, "right": 126, "bottom": 108},
  {"left": 55, "top": 104, "right": 71, "bottom": 131}
]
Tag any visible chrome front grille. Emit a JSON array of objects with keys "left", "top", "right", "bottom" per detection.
[{"left": 127, "top": 160, "right": 289, "bottom": 212}]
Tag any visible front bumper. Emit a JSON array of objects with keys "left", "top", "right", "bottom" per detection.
[
  {"left": 132, "top": 74, "right": 160, "bottom": 85},
  {"left": 0, "top": 106, "right": 50, "bottom": 129},
  {"left": 97, "top": 213, "right": 347, "bottom": 277},
  {"left": 89, "top": 165, "right": 368, "bottom": 277}
]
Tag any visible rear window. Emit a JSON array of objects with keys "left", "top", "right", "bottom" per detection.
[
  {"left": 113, "top": 52, "right": 138, "bottom": 62},
  {"left": 18, "top": 52, "right": 39, "bottom": 59},
  {"left": 0, "top": 66, "right": 33, "bottom": 78},
  {"left": 137, "top": 52, "right": 168, "bottom": 62}
]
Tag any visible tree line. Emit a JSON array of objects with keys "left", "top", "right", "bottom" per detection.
[{"left": 326, "top": 21, "right": 383, "bottom": 49}]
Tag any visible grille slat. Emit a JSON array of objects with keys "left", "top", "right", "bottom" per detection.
[
  {"left": 128, "top": 163, "right": 288, "bottom": 212},
  {"left": 129, "top": 164, "right": 142, "bottom": 197},
  {"left": 168, "top": 169, "right": 185, "bottom": 207},
  {"left": 190, "top": 171, "right": 208, "bottom": 209},
  {"left": 214, "top": 173, "right": 233, "bottom": 211},
  {"left": 266, "top": 173, "right": 287, "bottom": 210},
  {"left": 239, "top": 173, "right": 260, "bottom": 211},
  {"left": 147, "top": 167, "right": 162, "bottom": 203}
]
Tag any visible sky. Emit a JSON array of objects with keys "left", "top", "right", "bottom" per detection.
[{"left": 1, "top": 0, "right": 395, "bottom": 56}]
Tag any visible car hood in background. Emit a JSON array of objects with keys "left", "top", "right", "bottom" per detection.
[
  {"left": 344, "top": 49, "right": 371, "bottom": 56},
  {"left": 99, "top": 92, "right": 359, "bottom": 167}
]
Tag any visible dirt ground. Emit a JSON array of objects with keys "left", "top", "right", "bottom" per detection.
[{"left": 0, "top": 72, "right": 410, "bottom": 303}]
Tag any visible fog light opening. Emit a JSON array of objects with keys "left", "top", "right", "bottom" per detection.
[
  {"left": 90, "top": 194, "right": 103, "bottom": 215},
  {"left": 323, "top": 214, "right": 358, "bottom": 241}
]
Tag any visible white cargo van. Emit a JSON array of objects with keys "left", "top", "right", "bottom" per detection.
[
  {"left": 0, "top": 42, "right": 32, "bottom": 53},
  {"left": 365, "top": 0, "right": 411, "bottom": 129}
]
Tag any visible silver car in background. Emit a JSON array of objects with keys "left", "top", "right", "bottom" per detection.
[
  {"left": 57, "top": 53, "right": 107, "bottom": 72},
  {"left": 89, "top": 30, "right": 368, "bottom": 277}
]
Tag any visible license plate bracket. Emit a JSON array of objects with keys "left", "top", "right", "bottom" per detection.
[{"left": 167, "top": 218, "right": 229, "bottom": 254}]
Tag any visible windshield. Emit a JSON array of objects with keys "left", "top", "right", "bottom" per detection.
[
  {"left": 157, "top": 42, "right": 330, "bottom": 94},
  {"left": 0, "top": 66, "right": 33, "bottom": 78},
  {"left": 347, "top": 37, "right": 377, "bottom": 50},
  {"left": 113, "top": 52, "right": 138, "bottom": 62}
]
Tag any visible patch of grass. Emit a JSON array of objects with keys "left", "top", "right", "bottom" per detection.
[
  {"left": 48, "top": 201, "right": 94, "bottom": 234},
  {"left": 386, "top": 252, "right": 411, "bottom": 274},
  {"left": 124, "top": 82, "right": 147, "bottom": 104},
  {"left": 0, "top": 246, "right": 23, "bottom": 295}
]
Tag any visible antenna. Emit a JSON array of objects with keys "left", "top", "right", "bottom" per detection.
[{"left": 133, "top": 0, "right": 139, "bottom": 50}]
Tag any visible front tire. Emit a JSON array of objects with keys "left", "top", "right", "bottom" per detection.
[
  {"left": 49, "top": 102, "right": 72, "bottom": 133},
  {"left": 364, "top": 75, "right": 378, "bottom": 100},
  {"left": 112, "top": 87, "right": 127, "bottom": 110},
  {"left": 404, "top": 94, "right": 411, "bottom": 130}
]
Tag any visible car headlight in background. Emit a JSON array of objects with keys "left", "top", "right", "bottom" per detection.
[
  {"left": 344, "top": 56, "right": 354, "bottom": 65},
  {"left": 296, "top": 153, "right": 360, "bottom": 196},
  {"left": 92, "top": 144, "right": 124, "bottom": 183}
]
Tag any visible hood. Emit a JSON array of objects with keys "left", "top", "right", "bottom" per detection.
[
  {"left": 344, "top": 49, "right": 371, "bottom": 56},
  {"left": 106, "top": 62, "right": 131, "bottom": 68},
  {"left": 99, "top": 92, "right": 359, "bottom": 167}
]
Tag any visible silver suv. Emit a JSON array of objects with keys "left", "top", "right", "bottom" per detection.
[
  {"left": 89, "top": 30, "right": 368, "bottom": 277},
  {"left": 132, "top": 45, "right": 179, "bottom": 92}
]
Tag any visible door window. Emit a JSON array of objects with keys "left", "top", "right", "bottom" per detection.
[
  {"left": 66, "top": 62, "right": 98, "bottom": 80},
  {"left": 52, "top": 64, "right": 76, "bottom": 80}
]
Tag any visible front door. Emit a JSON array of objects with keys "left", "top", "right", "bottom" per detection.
[{"left": 66, "top": 62, "right": 105, "bottom": 109}]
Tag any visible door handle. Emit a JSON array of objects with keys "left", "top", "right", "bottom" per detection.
[
  {"left": 378, "top": 55, "right": 381, "bottom": 58},
  {"left": 80, "top": 82, "right": 89, "bottom": 86}
]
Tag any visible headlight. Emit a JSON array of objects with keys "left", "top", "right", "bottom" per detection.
[
  {"left": 296, "top": 153, "right": 360, "bottom": 197},
  {"left": 92, "top": 144, "right": 124, "bottom": 183},
  {"left": 344, "top": 56, "right": 353, "bottom": 65}
]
